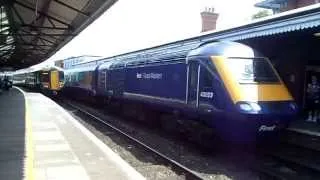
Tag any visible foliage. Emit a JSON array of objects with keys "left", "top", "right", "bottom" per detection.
[{"left": 252, "top": 10, "right": 271, "bottom": 20}]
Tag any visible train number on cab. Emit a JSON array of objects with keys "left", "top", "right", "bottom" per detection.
[{"left": 200, "top": 92, "right": 214, "bottom": 98}]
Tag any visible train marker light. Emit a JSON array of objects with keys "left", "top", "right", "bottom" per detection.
[
  {"left": 314, "top": 32, "right": 320, "bottom": 37},
  {"left": 250, "top": 102, "right": 261, "bottom": 112}
]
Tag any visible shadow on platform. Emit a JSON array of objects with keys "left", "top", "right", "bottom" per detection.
[{"left": 0, "top": 88, "right": 26, "bottom": 180}]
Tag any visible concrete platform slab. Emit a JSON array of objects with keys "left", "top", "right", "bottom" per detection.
[{"left": 0, "top": 87, "right": 145, "bottom": 180}]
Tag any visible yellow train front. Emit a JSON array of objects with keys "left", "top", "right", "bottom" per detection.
[
  {"left": 13, "top": 66, "right": 64, "bottom": 95},
  {"left": 187, "top": 41, "right": 298, "bottom": 143},
  {"left": 39, "top": 67, "right": 64, "bottom": 95}
]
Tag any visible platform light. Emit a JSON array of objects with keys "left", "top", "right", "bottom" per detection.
[{"left": 314, "top": 32, "right": 320, "bottom": 37}]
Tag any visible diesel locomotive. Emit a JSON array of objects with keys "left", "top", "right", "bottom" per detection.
[{"left": 63, "top": 41, "right": 297, "bottom": 143}]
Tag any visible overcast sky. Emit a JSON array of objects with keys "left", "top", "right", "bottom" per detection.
[{"left": 46, "top": 0, "right": 265, "bottom": 62}]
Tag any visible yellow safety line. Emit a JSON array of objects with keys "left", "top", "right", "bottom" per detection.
[{"left": 25, "top": 94, "right": 34, "bottom": 180}]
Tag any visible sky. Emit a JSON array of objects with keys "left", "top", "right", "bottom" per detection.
[{"left": 46, "top": 0, "right": 266, "bottom": 63}]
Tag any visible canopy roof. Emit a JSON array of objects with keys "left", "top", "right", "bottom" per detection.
[{"left": 0, "top": 0, "right": 117, "bottom": 69}]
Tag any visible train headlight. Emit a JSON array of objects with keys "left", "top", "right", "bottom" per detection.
[
  {"left": 239, "top": 103, "right": 252, "bottom": 111},
  {"left": 250, "top": 102, "right": 261, "bottom": 112},
  {"left": 238, "top": 102, "right": 261, "bottom": 112}
]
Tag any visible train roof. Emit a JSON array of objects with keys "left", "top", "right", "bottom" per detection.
[
  {"left": 14, "top": 65, "right": 63, "bottom": 75},
  {"left": 65, "top": 41, "right": 261, "bottom": 73},
  {"left": 65, "top": 64, "right": 98, "bottom": 73},
  {"left": 93, "top": 41, "right": 258, "bottom": 70},
  {"left": 187, "top": 41, "right": 259, "bottom": 58},
  {"left": 41, "top": 66, "right": 64, "bottom": 72},
  {"left": 98, "top": 60, "right": 114, "bottom": 70}
]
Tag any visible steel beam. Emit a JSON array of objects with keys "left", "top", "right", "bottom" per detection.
[
  {"left": 14, "top": 0, "right": 72, "bottom": 28},
  {"left": 47, "top": 17, "right": 56, "bottom": 28},
  {"left": 53, "top": 0, "right": 89, "bottom": 17},
  {"left": 20, "top": 29, "right": 56, "bottom": 44},
  {"left": 11, "top": 5, "right": 24, "bottom": 24},
  {"left": 21, "top": 24, "right": 70, "bottom": 30},
  {"left": 14, "top": 33, "right": 76, "bottom": 36},
  {"left": 20, "top": 43, "right": 52, "bottom": 47}
]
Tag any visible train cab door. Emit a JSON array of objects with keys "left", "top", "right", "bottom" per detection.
[
  {"left": 187, "top": 61, "right": 200, "bottom": 107},
  {"left": 99, "top": 70, "right": 108, "bottom": 94},
  {"left": 50, "top": 71, "right": 59, "bottom": 90}
]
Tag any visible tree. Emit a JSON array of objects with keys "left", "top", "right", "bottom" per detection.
[{"left": 252, "top": 10, "right": 271, "bottom": 20}]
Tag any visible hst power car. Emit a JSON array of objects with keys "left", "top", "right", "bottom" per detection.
[{"left": 64, "top": 41, "right": 297, "bottom": 143}]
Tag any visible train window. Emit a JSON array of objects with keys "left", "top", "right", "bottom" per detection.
[
  {"left": 59, "top": 72, "right": 64, "bottom": 81},
  {"left": 40, "top": 73, "right": 49, "bottom": 82},
  {"left": 225, "top": 58, "right": 279, "bottom": 84},
  {"left": 71, "top": 74, "right": 76, "bottom": 82},
  {"left": 202, "top": 68, "right": 213, "bottom": 88},
  {"left": 78, "top": 72, "right": 85, "bottom": 81},
  {"left": 189, "top": 63, "right": 198, "bottom": 88}
]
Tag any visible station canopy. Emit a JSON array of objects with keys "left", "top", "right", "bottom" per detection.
[{"left": 0, "top": 0, "right": 117, "bottom": 69}]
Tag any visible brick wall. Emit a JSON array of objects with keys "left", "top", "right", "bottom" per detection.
[
  {"left": 276, "top": 0, "right": 318, "bottom": 12},
  {"left": 281, "top": 0, "right": 297, "bottom": 12},
  {"left": 296, "top": 0, "right": 317, "bottom": 8}
]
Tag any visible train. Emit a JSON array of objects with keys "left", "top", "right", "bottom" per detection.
[
  {"left": 0, "top": 73, "right": 13, "bottom": 90},
  {"left": 63, "top": 41, "right": 298, "bottom": 143},
  {"left": 13, "top": 66, "right": 64, "bottom": 95}
]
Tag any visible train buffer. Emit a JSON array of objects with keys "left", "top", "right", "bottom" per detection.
[{"left": 0, "top": 87, "right": 145, "bottom": 180}]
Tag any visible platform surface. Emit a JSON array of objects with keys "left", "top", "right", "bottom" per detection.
[
  {"left": 0, "top": 87, "right": 145, "bottom": 180},
  {"left": 288, "top": 119, "right": 320, "bottom": 137},
  {"left": 0, "top": 88, "right": 26, "bottom": 180}
]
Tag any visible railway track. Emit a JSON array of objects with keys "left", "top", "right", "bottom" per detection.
[
  {"left": 64, "top": 100, "right": 205, "bottom": 180},
  {"left": 255, "top": 140, "right": 320, "bottom": 179},
  {"left": 55, "top": 95, "right": 320, "bottom": 180}
]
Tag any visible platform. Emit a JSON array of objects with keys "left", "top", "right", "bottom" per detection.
[
  {"left": 288, "top": 119, "right": 320, "bottom": 137},
  {"left": 0, "top": 87, "right": 145, "bottom": 180}
]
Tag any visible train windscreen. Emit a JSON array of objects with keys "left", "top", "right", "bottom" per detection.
[
  {"left": 59, "top": 71, "right": 64, "bottom": 81},
  {"left": 40, "top": 72, "right": 49, "bottom": 83},
  {"left": 225, "top": 58, "right": 280, "bottom": 84}
]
